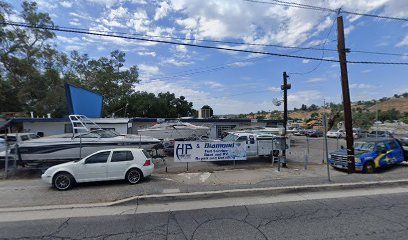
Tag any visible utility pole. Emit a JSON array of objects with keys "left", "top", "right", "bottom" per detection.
[
  {"left": 281, "top": 72, "right": 291, "bottom": 167},
  {"left": 337, "top": 16, "right": 355, "bottom": 174}
]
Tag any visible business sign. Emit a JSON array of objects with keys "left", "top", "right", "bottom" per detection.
[
  {"left": 65, "top": 83, "right": 103, "bottom": 118},
  {"left": 174, "top": 141, "right": 247, "bottom": 162}
]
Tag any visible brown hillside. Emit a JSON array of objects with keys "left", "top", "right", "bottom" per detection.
[{"left": 367, "top": 98, "right": 408, "bottom": 113}]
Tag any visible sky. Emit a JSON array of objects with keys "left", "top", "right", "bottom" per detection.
[{"left": 5, "top": 0, "right": 408, "bottom": 115}]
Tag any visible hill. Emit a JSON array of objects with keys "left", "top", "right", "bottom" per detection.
[{"left": 367, "top": 98, "right": 408, "bottom": 113}]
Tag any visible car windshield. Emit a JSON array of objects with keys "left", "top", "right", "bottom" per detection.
[
  {"left": 354, "top": 142, "right": 375, "bottom": 151},
  {"left": 223, "top": 134, "right": 239, "bottom": 141}
]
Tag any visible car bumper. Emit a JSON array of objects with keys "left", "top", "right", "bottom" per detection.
[
  {"left": 41, "top": 173, "right": 53, "bottom": 184},
  {"left": 329, "top": 160, "right": 363, "bottom": 171},
  {"left": 141, "top": 164, "right": 154, "bottom": 177}
]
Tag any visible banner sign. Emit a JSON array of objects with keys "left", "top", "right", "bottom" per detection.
[{"left": 174, "top": 141, "right": 247, "bottom": 162}]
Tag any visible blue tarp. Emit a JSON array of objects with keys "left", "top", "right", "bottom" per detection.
[{"left": 65, "top": 84, "right": 103, "bottom": 118}]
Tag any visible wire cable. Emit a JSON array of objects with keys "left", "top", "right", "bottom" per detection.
[
  {"left": 1, "top": 21, "right": 407, "bottom": 65},
  {"left": 289, "top": 11, "right": 338, "bottom": 75},
  {"left": 5, "top": 20, "right": 408, "bottom": 57},
  {"left": 242, "top": 0, "right": 408, "bottom": 22}
]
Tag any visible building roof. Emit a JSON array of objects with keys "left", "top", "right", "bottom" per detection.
[{"left": 9, "top": 117, "right": 283, "bottom": 124}]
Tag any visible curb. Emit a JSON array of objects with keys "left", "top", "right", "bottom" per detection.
[
  {"left": 114, "top": 179, "right": 408, "bottom": 206},
  {"left": 1, "top": 179, "right": 408, "bottom": 213}
]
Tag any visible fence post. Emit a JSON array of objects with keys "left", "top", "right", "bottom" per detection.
[
  {"left": 4, "top": 133, "right": 9, "bottom": 179},
  {"left": 79, "top": 135, "right": 82, "bottom": 159},
  {"left": 271, "top": 137, "right": 275, "bottom": 167},
  {"left": 304, "top": 135, "right": 309, "bottom": 170},
  {"left": 323, "top": 114, "right": 331, "bottom": 182}
]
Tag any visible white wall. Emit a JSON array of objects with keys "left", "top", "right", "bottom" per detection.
[
  {"left": 22, "top": 122, "right": 130, "bottom": 136},
  {"left": 23, "top": 122, "right": 67, "bottom": 136}
]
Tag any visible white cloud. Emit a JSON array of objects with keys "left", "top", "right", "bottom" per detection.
[
  {"left": 138, "top": 64, "right": 160, "bottom": 79},
  {"left": 169, "top": 0, "right": 403, "bottom": 51},
  {"left": 162, "top": 58, "right": 192, "bottom": 67},
  {"left": 175, "top": 45, "right": 188, "bottom": 53},
  {"left": 69, "top": 21, "right": 81, "bottom": 26},
  {"left": 154, "top": 1, "right": 171, "bottom": 21},
  {"left": 229, "top": 61, "right": 254, "bottom": 67},
  {"left": 138, "top": 51, "right": 157, "bottom": 57},
  {"left": 267, "top": 87, "right": 281, "bottom": 93},
  {"left": 203, "top": 81, "right": 223, "bottom": 89},
  {"left": 306, "top": 78, "right": 325, "bottom": 83},
  {"left": 133, "top": 79, "right": 274, "bottom": 114},
  {"left": 131, "top": 0, "right": 147, "bottom": 4},
  {"left": 60, "top": 1, "right": 73, "bottom": 8},
  {"left": 361, "top": 69, "right": 373, "bottom": 73},
  {"left": 396, "top": 34, "right": 408, "bottom": 47},
  {"left": 350, "top": 83, "right": 376, "bottom": 89},
  {"left": 302, "top": 59, "right": 310, "bottom": 64},
  {"left": 288, "top": 90, "right": 323, "bottom": 109}
]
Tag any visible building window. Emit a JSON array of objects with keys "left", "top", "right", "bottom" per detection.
[{"left": 216, "top": 125, "right": 236, "bottom": 139}]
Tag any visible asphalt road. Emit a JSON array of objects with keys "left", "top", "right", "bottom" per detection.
[{"left": 1, "top": 191, "right": 408, "bottom": 239}]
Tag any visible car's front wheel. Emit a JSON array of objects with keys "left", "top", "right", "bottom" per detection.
[
  {"left": 363, "top": 162, "right": 376, "bottom": 174},
  {"left": 126, "top": 168, "right": 143, "bottom": 184},
  {"left": 53, "top": 172, "right": 74, "bottom": 191}
]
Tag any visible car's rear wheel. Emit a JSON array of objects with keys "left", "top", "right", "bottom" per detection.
[
  {"left": 126, "top": 168, "right": 143, "bottom": 184},
  {"left": 363, "top": 162, "right": 375, "bottom": 174},
  {"left": 53, "top": 172, "right": 74, "bottom": 191}
]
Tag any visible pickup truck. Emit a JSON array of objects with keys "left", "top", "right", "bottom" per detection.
[
  {"left": 222, "top": 132, "right": 286, "bottom": 158},
  {"left": 329, "top": 137, "right": 407, "bottom": 173}
]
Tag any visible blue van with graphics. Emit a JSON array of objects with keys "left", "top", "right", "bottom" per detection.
[{"left": 329, "top": 138, "right": 406, "bottom": 173}]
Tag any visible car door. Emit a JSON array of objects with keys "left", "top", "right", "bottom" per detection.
[
  {"left": 108, "top": 150, "right": 134, "bottom": 180},
  {"left": 374, "top": 142, "right": 387, "bottom": 168},
  {"left": 385, "top": 141, "right": 403, "bottom": 164},
  {"left": 247, "top": 135, "right": 257, "bottom": 156},
  {"left": 75, "top": 151, "right": 111, "bottom": 182}
]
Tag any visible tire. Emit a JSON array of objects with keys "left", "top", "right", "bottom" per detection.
[
  {"left": 363, "top": 162, "right": 375, "bottom": 174},
  {"left": 53, "top": 172, "right": 74, "bottom": 191},
  {"left": 126, "top": 168, "right": 143, "bottom": 184}
]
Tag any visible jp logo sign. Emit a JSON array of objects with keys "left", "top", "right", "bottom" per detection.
[{"left": 175, "top": 143, "right": 192, "bottom": 160}]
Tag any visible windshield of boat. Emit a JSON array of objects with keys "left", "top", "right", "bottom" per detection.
[
  {"left": 223, "top": 134, "right": 239, "bottom": 141},
  {"left": 354, "top": 141, "right": 375, "bottom": 151}
]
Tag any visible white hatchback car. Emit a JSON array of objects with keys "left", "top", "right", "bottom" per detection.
[{"left": 42, "top": 148, "right": 154, "bottom": 190}]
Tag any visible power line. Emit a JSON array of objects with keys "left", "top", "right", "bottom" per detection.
[
  {"left": 290, "top": 11, "right": 338, "bottom": 75},
  {"left": 1, "top": 21, "right": 407, "bottom": 65},
  {"left": 5, "top": 20, "right": 408, "bottom": 58},
  {"left": 242, "top": 0, "right": 408, "bottom": 22}
]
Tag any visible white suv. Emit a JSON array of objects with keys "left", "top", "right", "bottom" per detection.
[{"left": 42, "top": 148, "right": 154, "bottom": 190}]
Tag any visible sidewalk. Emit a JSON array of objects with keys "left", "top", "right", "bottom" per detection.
[{"left": 0, "top": 161, "right": 407, "bottom": 209}]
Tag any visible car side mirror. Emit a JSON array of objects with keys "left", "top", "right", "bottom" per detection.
[{"left": 340, "top": 145, "right": 344, "bottom": 149}]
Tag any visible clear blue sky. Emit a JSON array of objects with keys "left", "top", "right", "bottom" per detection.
[{"left": 6, "top": 0, "right": 408, "bottom": 114}]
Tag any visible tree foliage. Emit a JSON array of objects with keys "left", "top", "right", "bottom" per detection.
[{"left": 0, "top": 1, "right": 196, "bottom": 118}]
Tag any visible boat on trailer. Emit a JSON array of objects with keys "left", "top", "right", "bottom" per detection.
[{"left": 0, "top": 115, "right": 160, "bottom": 165}]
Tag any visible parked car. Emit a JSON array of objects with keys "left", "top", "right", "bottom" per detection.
[
  {"left": 293, "top": 129, "right": 307, "bottom": 136},
  {"left": 329, "top": 138, "right": 407, "bottom": 173},
  {"left": 306, "top": 130, "right": 323, "bottom": 137},
  {"left": 367, "top": 130, "right": 393, "bottom": 138},
  {"left": 326, "top": 129, "right": 345, "bottom": 138},
  {"left": 41, "top": 148, "right": 154, "bottom": 190}
]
